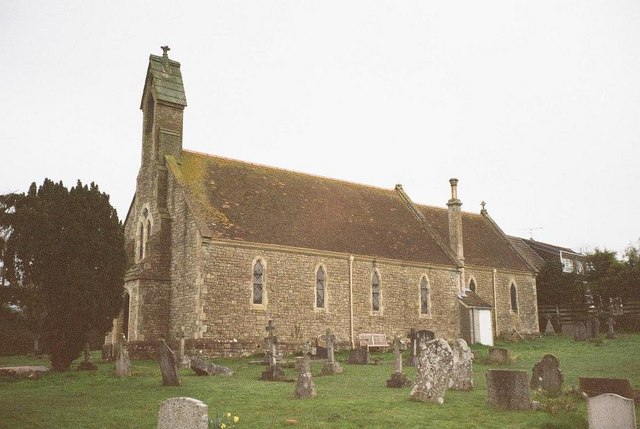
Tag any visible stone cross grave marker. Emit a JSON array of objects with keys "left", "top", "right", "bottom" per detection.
[
  {"left": 261, "top": 320, "right": 285, "bottom": 380},
  {"left": 587, "top": 393, "right": 637, "bottom": 429},
  {"left": 449, "top": 338, "right": 474, "bottom": 391},
  {"left": 158, "top": 339, "right": 180, "bottom": 386},
  {"left": 410, "top": 338, "right": 453, "bottom": 403},
  {"left": 386, "top": 336, "right": 411, "bottom": 388},
  {"left": 295, "top": 342, "right": 317, "bottom": 398},
  {"left": 158, "top": 397, "right": 209, "bottom": 429},
  {"left": 321, "top": 328, "right": 343, "bottom": 375},
  {"left": 177, "top": 326, "right": 190, "bottom": 368},
  {"left": 530, "top": 354, "right": 563, "bottom": 394},
  {"left": 486, "top": 369, "right": 531, "bottom": 410},
  {"left": 606, "top": 316, "right": 616, "bottom": 339},
  {"left": 115, "top": 334, "right": 131, "bottom": 377}
]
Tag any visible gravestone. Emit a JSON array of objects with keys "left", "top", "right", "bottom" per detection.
[
  {"left": 410, "top": 338, "right": 453, "bottom": 404},
  {"left": 530, "top": 354, "right": 563, "bottom": 394},
  {"left": 0, "top": 366, "right": 50, "bottom": 380},
  {"left": 294, "top": 343, "right": 317, "bottom": 398},
  {"left": 606, "top": 316, "right": 616, "bottom": 339},
  {"left": 158, "top": 339, "right": 180, "bottom": 386},
  {"left": 321, "top": 329, "right": 343, "bottom": 375},
  {"left": 587, "top": 393, "right": 637, "bottom": 429},
  {"left": 78, "top": 342, "right": 98, "bottom": 371},
  {"left": 115, "top": 334, "right": 131, "bottom": 377},
  {"left": 544, "top": 316, "right": 556, "bottom": 334},
  {"left": 387, "top": 337, "right": 411, "bottom": 388},
  {"left": 348, "top": 347, "right": 369, "bottom": 365},
  {"left": 260, "top": 320, "right": 286, "bottom": 381},
  {"left": 579, "top": 377, "right": 634, "bottom": 399},
  {"left": 177, "top": 326, "right": 190, "bottom": 369},
  {"left": 486, "top": 369, "right": 532, "bottom": 410},
  {"left": 488, "top": 347, "right": 509, "bottom": 364},
  {"left": 158, "top": 397, "right": 209, "bottom": 429},
  {"left": 586, "top": 317, "right": 600, "bottom": 339},
  {"left": 574, "top": 321, "right": 588, "bottom": 341},
  {"left": 190, "top": 358, "right": 234, "bottom": 376},
  {"left": 449, "top": 338, "right": 474, "bottom": 391},
  {"left": 561, "top": 322, "right": 577, "bottom": 338}
]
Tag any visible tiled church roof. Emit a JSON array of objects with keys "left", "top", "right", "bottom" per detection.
[{"left": 169, "top": 150, "right": 532, "bottom": 271}]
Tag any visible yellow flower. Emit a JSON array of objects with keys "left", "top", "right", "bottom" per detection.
[
  {"left": 220, "top": 424, "right": 226, "bottom": 429},
  {"left": 225, "top": 413, "right": 231, "bottom": 418},
  {"left": 233, "top": 416, "right": 240, "bottom": 423}
]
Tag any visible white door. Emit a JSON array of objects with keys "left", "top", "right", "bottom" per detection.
[{"left": 478, "top": 309, "right": 494, "bottom": 346}]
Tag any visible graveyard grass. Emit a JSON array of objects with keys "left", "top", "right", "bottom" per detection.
[{"left": 1, "top": 334, "right": 640, "bottom": 428}]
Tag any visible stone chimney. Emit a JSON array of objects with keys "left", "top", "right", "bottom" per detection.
[{"left": 447, "top": 178, "right": 464, "bottom": 264}]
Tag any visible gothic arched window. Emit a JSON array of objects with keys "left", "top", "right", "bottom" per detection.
[
  {"left": 316, "top": 266, "right": 326, "bottom": 309},
  {"left": 371, "top": 271, "right": 380, "bottom": 312},
  {"left": 510, "top": 283, "right": 518, "bottom": 313},
  {"left": 420, "top": 276, "right": 430, "bottom": 315},
  {"left": 253, "top": 260, "right": 265, "bottom": 305}
]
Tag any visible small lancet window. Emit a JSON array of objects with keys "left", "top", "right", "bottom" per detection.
[
  {"left": 469, "top": 279, "right": 476, "bottom": 293},
  {"left": 316, "top": 266, "right": 326, "bottom": 308},
  {"left": 510, "top": 283, "right": 518, "bottom": 312},
  {"left": 253, "top": 260, "right": 264, "bottom": 305},
  {"left": 371, "top": 271, "right": 380, "bottom": 312},
  {"left": 420, "top": 276, "right": 430, "bottom": 315},
  {"left": 138, "top": 222, "right": 145, "bottom": 260}
]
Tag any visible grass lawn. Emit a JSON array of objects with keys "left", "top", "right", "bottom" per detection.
[{"left": 1, "top": 334, "right": 639, "bottom": 428}]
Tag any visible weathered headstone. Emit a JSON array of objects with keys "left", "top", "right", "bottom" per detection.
[
  {"left": 190, "top": 357, "right": 234, "bottom": 376},
  {"left": 0, "top": 366, "right": 49, "bottom": 380},
  {"left": 177, "top": 326, "right": 190, "bottom": 369},
  {"left": 574, "top": 321, "right": 588, "bottom": 341},
  {"left": 579, "top": 377, "right": 635, "bottom": 399},
  {"left": 294, "top": 343, "right": 317, "bottom": 398},
  {"left": 158, "top": 397, "right": 209, "bottom": 429},
  {"left": 410, "top": 338, "right": 453, "bottom": 403},
  {"left": 449, "top": 338, "right": 474, "bottom": 391},
  {"left": 321, "top": 329, "right": 343, "bottom": 375},
  {"left": 606, "top": 316, "right": 616, "bottom": 339},
  {"left": 530, "top": 354, "right": 563, "bottom": 394},
  {"left": 561, "top": 322, "right": 577, "bottom": 338},
  {"left": 544, "top": 316, "right": 556, "bottom": 334},
  {"left": 587, "top": 393, "right": 637, "bottom": 429},
  {"left": 347, "top": 347, "right": 369, "bottom": 365},
  {"left": 486, "top": 369, "right": 532, "bottom": 410},
  {"left": 488, "top": 347, "right": 509, "bottom": 364},
  {"left": 387, "top": 337, "right": 411, "bottom": 388},
  {"left": 78, "top": 341, "right": 98, "bottom": 371},
  {"left": 158, "top": 339, "right": 180, "bottom": 386},
  {"left": 260, "top": 320, "right": 286, "bottom": 381},
  {"left": 115, "top": 334, "right": 131, "bottom": 377},
  {"left": 586, "top": 317, "right": 600, "bottom": 339}
]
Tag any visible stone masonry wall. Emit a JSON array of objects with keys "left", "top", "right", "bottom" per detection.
[{"left": 199, "top": 241, "right": 462, "bottom": 353}]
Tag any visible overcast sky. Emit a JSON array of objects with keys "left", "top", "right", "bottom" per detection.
[{"left": 1, "top": 1, "right": 639, "bottom": 256}]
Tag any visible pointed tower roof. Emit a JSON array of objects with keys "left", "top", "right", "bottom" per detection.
[{"left": 140, "top": 46, "right": 187, "bottom": 108}]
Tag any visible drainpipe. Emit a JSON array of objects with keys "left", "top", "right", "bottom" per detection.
[
  {"left": 349, "top": 254, "right": 355, "bottom": 349},
  {"left": 492, "top": 268, "right": 499, "bottom": 337}
]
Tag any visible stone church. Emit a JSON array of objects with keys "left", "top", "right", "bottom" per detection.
[{"left": 105, "top": 49, "right": 540, "bottom": 357}]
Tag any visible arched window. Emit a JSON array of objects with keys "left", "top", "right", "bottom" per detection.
[
  {"left": 138, "top": 222, "right": 145, "bottom": 260},
  {"left": 253, "top": 260, "right": 264, "bottom": 305},
  {"left": 316, "top": 266, "right": 326, "bottom": 308},
  {"left": 510, "top": 283, "right": 518, "bottom": 313},
  {"left": 420, "top": 276, "right": 430, "bottom": 315},
  {"left": 371, "top": 271, "right": 380, "bottom": 312},
  {"left": 469, "top": 278, "right": 476, "bottom": 293}
]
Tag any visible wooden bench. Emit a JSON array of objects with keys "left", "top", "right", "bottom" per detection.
[{"left": 358, "top": 333, "right": 389, "bottom": 352}]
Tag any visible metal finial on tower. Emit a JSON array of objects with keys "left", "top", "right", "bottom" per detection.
[
  {"left": 161, "top": 45, "right": 170, "bottom": 58},
  {"left": 480, "top": 201, "right": 487, "bottom": 214}
]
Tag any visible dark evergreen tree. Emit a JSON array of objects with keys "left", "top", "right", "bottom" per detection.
[{"left": 0, "top": 179, "right": 125, "bottom": 370}]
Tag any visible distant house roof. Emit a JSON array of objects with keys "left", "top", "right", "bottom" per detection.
[
  {"left": 141, "top": 54, "right": 187, "bottom": 108},
  {"left": 508, "top": 236, "right": 546, "bottom": 271},
  {"left": 515, "top": 238, "right": 584, "bottom": 263},
  {"left": 167, "top": 150, "right": 534, "bottom": 271}
]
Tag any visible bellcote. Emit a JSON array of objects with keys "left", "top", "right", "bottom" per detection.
[{"left": 140, "top": 46, "right": 187, "bottom": 165}]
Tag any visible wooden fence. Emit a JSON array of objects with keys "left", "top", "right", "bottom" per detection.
[{"left": 538, "top": 300, "right": 640, "bottom": 325}]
